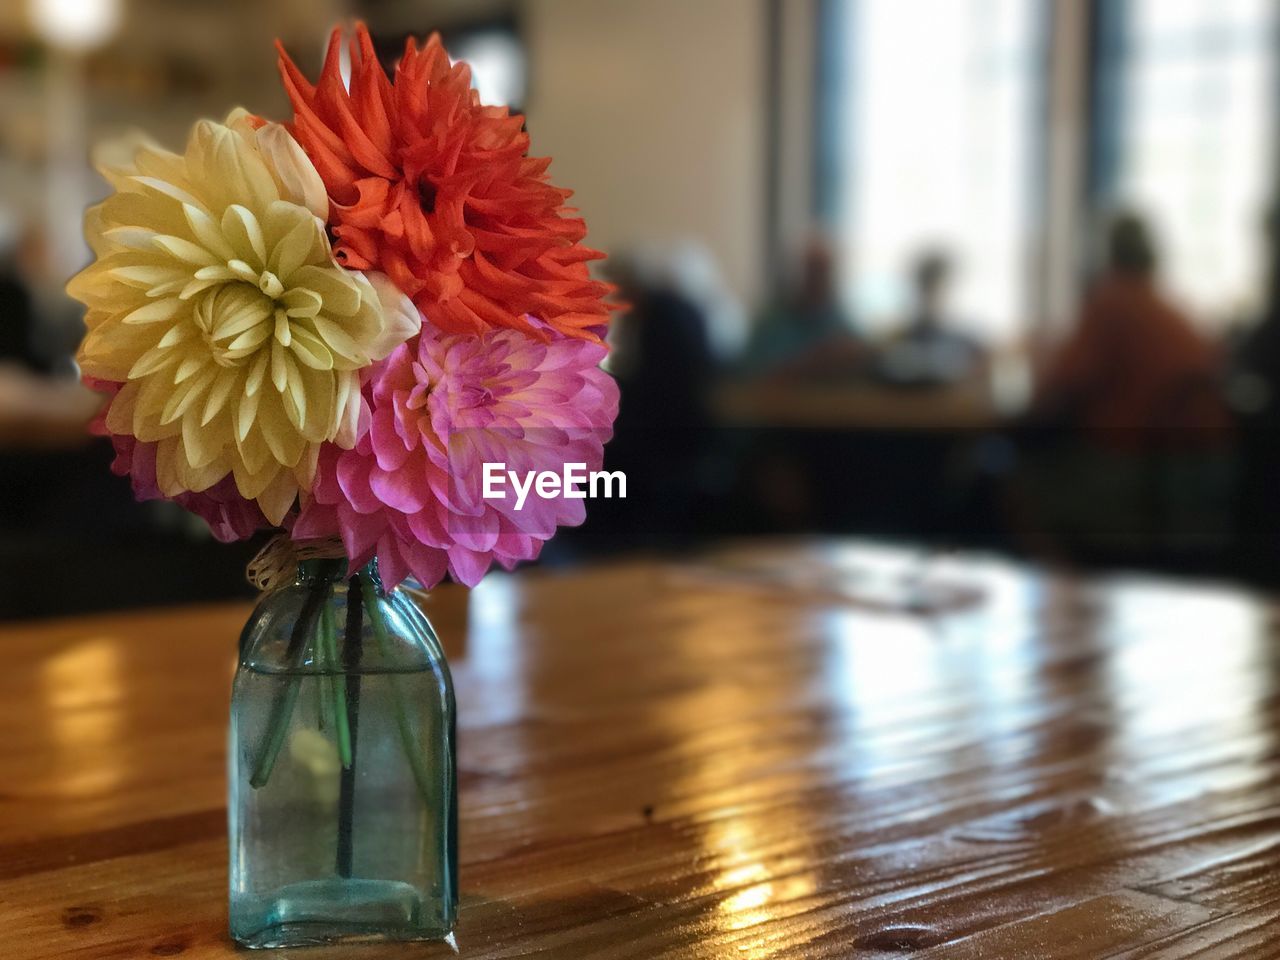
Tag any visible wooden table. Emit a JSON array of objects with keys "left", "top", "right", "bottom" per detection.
[
  {"left": 713, "top": 381, "right": 1008, "bottom": 431},
  {"left": 0, "top": 366, "right": 101, "bottom": 452},
  {"left": 5, "top": 540, "right": 1280, "bottom": 958}
]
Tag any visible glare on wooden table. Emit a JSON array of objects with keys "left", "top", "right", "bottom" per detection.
[{"left": 3, "top": 540, "right": 1280, "bottom": 958}]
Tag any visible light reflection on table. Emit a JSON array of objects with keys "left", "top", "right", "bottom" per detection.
[{"left": 4, "top": 542, "right": 1280, "bottom": 958}]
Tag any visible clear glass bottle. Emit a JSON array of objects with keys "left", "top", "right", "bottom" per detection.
[{"left": 228, "top": 558, "right": 457, "bottom": 948}]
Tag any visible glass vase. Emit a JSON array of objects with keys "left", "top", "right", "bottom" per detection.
[{"left": 228, "top": 557, "right": 457, "bottom": 948}]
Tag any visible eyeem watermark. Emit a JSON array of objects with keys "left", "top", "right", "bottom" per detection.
[{"left": 483, "top": 463, "right": 627, "bottom": 511}]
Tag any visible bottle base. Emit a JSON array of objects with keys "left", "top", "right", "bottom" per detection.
[{"left": 231, "top": 877, "right": 454, "bottom": 949}]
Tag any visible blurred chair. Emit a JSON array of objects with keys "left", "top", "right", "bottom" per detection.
[
  {"left": 1228, "top": 205, "right": 1280, "bottom": 585},
  {"left": 563, "top": 252, "right": 717, "bottom": 553}
]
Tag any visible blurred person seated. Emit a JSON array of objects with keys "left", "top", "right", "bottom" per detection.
[
  {"left": 1032, "top": 213, "right": 1227, "bottom": 447},
  {"left": 874, "top": 250, "right": 985, "bottom": 388},
  {"left": 572, "top": 252, "right": 715, "bottom": 551},
  {"left": 0, "top": 225, "right": 99, "bottom": 451},
  {"left": 741, "top": 233, "right": 863, "bottom": 380},
  {"left": 661, "top": 240, "right": 749, "bottom": 366},
  {"left": 1013, "top": 212, "right": 1232, "bottom": 568},
  {"left": 607, "top": 253, "right": 715, "bottom": 439},
  {"left": 0, "top": 225, "right": 46, "bottom": 374}
]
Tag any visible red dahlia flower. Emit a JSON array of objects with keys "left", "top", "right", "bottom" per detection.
[{"left": 277, "top": 24, "right": 614, "bottom": 342}]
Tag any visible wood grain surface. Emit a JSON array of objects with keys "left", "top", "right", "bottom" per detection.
[
  {"left": 3, "top": 539, "right": 1279, "bottom": 958},
  {"left": 713, "top": 380, "right": 1006, "bottom": 431}
]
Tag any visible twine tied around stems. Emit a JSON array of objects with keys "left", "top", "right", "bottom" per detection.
[{"left": 246, "top": 534, "right": 346, "bottom": 593}]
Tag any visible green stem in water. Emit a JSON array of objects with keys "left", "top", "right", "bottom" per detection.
[
  {"left": 315, "top": 622, "right": 329, "bottom": 733},
  {"left": 361, "top": 578, "right": 437, "bottom": 805},
  {"left": 320, "top": 600, "right": 352, "bottom": 769},
  {"left": 315, "top": 672, "right": 327, "bottom": 733},
  {"left": 250, "top": 679, "right": 301, "bottom": 789},
  {"left": 250, "top": 578, "right": 329, "bottom": 789},
  {"left": 336, "top": 576, "right": 365, "bottom": 879}
]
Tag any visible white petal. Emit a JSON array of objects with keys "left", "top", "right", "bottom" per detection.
[
  {"left": 121, "top": 298, "right": 183, "bottom": 325},
  {"left": 311, "top": 316, "right": 367, "bottom": 365},
  {"left": 222, "top": 205, "right": 267, "bottom": 266},
  {"left": 156, "top": 324, "right": 189, "bottom": 348},
  {"left": 211, "top": 292, "right": 271, "bottom": 340},
  {"left": 256, "top": 468, "right": 299, "bottom": 526},
  {"left": 128, "top": 344, "right": 175, "bottom": 379},
  {"left": 255, "top": 122, "right": 328, "bottom": 220},
  {"left": 130, "top": 175, "right": 202, "bottom": 208},
  {"left": 202, "top": 368, "right": 239, "bottom": 425},
  {"left": 182, "top": 204, "right": 237, "bottom": 261},
  {"left": 152, "top": 234, "right": 219, "bottom": 267},
  {"left": 237, "top": 388, "right": 261, "bottom": 443},
  {"left": 363, "top": 271, "right": 422, "bottom": 358},
  {"left": 274, "top": 310, "right": 292, "bottom": 347},
  {"left": 333, "top": 373, "right": 362, "bottom": 447},
  {"left": 289, "top": 327, "right": 334, "bottom": 370},
  {"left": 271, "top": 339, "right": 289, "bottom": 394},
  {"left": 270, "top": 214, "right": 321, "bottom": 284},
  {"left": 225, "top": 322, "right": 272, "bottom": 355},
  {"left": 173, "top": 354, "right": 204, "bottom": 383},
  {"left": 245, "top": 351, "right": 269, "bottom": 397}
]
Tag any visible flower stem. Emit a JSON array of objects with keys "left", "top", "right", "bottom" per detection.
[
  {"left": 361, "top": 578, "right": 437, "bottom": 805},
  {"left": 336, "top": 576, "right": 364, "bottom": 879},
  {"left": 320, "top": 600, "right": 352, "bottom": 769},
  {"left": 249, "top": 577, "right": 329, "bottom": 789}
]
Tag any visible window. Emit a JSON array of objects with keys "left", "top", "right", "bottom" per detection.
[
  {"left": 834, "top": 0, "right": 1043, "bottom": 342},
  {"left": 1104, "top": 0, "right": 1276, "bottom": 329}
]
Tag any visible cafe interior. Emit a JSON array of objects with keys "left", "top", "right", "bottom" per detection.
[
  {"left": 4, "top": 0, "right": 1279, "bottom": 616},
  {"left": 8, "top": 0, "right": 1280, "bottom": 956}
]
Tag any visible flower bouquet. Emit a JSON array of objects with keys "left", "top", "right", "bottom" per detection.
[{"left": 70, "top": 24, "right": 617, "bottom": 948}]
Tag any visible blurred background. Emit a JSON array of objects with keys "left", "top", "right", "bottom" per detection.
[{"left": 3, "top": 0, "right": 1280, "bottom": 617}]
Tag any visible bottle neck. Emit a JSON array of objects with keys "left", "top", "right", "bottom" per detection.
[
  {"left": 297, "top": 558, "right": 385, "bottom": 594},
  {"left": 240, "top": 554, "right": 438, "bottom": 673}
]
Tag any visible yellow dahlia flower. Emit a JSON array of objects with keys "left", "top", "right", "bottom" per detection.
[{"left": 71, "top": 109, "right": 419, "bottom": 524}]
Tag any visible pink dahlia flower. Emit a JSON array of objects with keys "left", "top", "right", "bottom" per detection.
[
  {"left": 294, "top": 320, "right": 619, "bottom": 588},
  {"left": 88, "top": 380, "right": 269, "bottom": 542}
]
